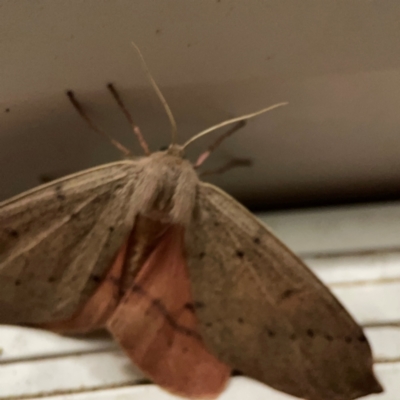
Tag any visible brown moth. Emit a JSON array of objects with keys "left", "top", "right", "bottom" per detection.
[{"left": 0, "top": 45, "right": 383, "bottom": 400}]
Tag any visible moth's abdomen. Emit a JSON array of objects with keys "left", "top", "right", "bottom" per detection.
[{"left": 133, "top": 153, "right": 198, "bottom": 226}]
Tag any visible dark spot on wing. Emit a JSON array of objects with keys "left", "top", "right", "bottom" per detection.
[
  {"left": 325, "top": 334, "right": 333, "bottom": 341},
  {"left": 184, "top": 301, "right": 205, "bottom": 313},
  {"left": 15, "top": 279, "right": 21, "bottom": 286},
  {"left": 281, "top": 289, "right": 298, "bottom": 300},
  {"left": 193, "top": 301, "right": 205, "bottom": 309},
  {"left": 90, "top": 274, "right": 102, "bottom": 283},
  {"left": 184, "top": 302, "right": 195, "bottom": 312},
  {"left": 306, "top": 329, "right": 314, "bottom": 338},
  {"left": 358, "top": 334, "right": 367, "bottom": 342},
  {"left": 214, "top": 221, "right": 220, "bottom": 227},
  {"left": 345, "top": 336, "right": 352, "bottom": 343},
  {"left": 5, "top": 228, "right": 19, "bottom": 238},
  {"left": 236, "top": 250, "right": 244, "bottom": 258},
  {"left": 47, "top": 276, "right": 56, "bottom": 283},
  {"left": 253, "top": 237, "right": 260, "bottom": 244},
  {"left": 5, "top": 108, "right": 10, "bottom": 113},
  {"left": 205, "top": 322, "right": 213, "bottom": 327},
  {"left": 199, "top": 252, "right": 205, "bottom": 259},
  {"left": 290, "top": 333, "right": 296, "bottom": 340},
  {"left": 109, "top": 226, "right": 115, "bottom": 233},
  {"left": 237, "top": 317, "right": 244, "bottom": 324},
  {"left": 267, "top": 329, "right": 275, "bottom": 337}
]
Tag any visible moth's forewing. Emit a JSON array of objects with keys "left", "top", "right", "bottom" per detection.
[
  {"left": 0, "top": 161, "right": 138, "bottom": 324},
  {"left": 185, "top": 182, "right": 382, "bottom": 399}
]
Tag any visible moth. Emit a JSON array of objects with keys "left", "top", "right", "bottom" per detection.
[{"left": 0, "top": 45, "right": 383, "bottom": 400}]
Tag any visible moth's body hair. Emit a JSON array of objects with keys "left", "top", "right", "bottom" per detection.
[{"left": 132, "top": 145, "right": 198, "bottom": 226}]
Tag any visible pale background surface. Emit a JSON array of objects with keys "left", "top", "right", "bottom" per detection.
[{"left": 1, "top": 1, "right": 400, "bottom": 208}]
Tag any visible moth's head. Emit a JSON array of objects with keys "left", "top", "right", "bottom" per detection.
[{"left": 165, "top": 144, "right": 185, "bottom": 158}]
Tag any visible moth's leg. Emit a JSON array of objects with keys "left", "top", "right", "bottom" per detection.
[
  {"left": 107, "top": 225, "right": 230, "bottom": 398},
  {"left": 200, "top": 157, "right": 252, "bottom": 178},
  {"left": 66, "top": 90, "right": 131, "bottom": 156},
  {"left": 194, "top": 121, "right": 246, "bottom": 168},
  {"left": 107, "top": 83, "right": 150, "bottom": 156},
  {"left": 40, "top": 240, "right": 129, "bottom": 334}
]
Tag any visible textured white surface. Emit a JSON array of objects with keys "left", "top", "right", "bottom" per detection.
[{"left": 0, "top": 203, "right": 398, "bottom": 399}]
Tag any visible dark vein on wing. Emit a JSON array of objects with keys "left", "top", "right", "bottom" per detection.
[
  {"left": 131, "top": 283, "right": 202, "bottom": 341},
  {"left": 3, "top": 176, "right": 129, "bottom": 266},
  {"left": 3, "top": 194, "right": 102, "bottom": 265}
]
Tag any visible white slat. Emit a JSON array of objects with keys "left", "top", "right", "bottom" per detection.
[
  {"left": 0, "top": 326, "right": 116, "bottom": 362},
  {"left": 366, "top": 327, "right": 400, "bottom": 361},
  {"left": 307, "top": 251, "right": 400, "bottom": 285},
  {"left": 10, "top": 367, "right": 396, "bottom": 400},
  {"left": 260, "top": 202, "right": 400, "bottom": 255},
  {"left": 331, "top": 281, "right": 400, "bottom": 325},
  {"left": 0, "top": 351, "right": 144, "bottom": 398},
  {"left": 0, "top": 326, "right": 396, "bottom": 399}
]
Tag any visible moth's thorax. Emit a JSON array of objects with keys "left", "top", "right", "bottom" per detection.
[{"left": 132, "top": 149, "right": 198, "bottom": 226}]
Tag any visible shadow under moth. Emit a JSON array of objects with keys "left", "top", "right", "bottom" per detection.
[{"left": 0, "top": 45, "right": 383, "bottom": 400}]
